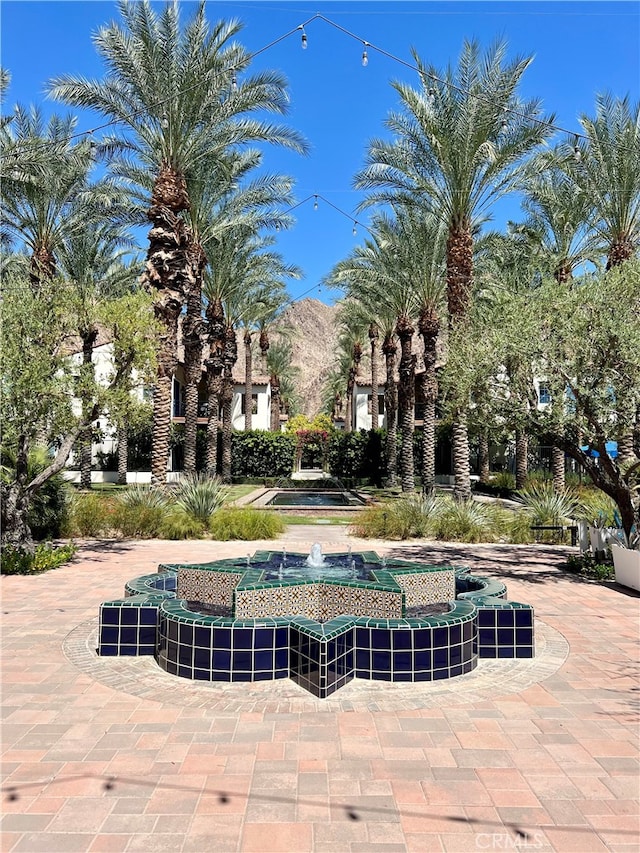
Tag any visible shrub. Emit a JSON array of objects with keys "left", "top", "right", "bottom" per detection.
[
  {"left": 577, "top": 489, "right": 618, "bottom": 527},
  {"left": 64, "top": 491, "right": 116, "bottom": 537},
  {"left": 158, "top": 509, "right": 205, "bottom": 540},
  {"left": 500, "top": 510, "right": 535, "bottom": 544},
  {"left": 565, "top": 552, "right": 614, "bottom": 580},
  {"left": 111, "top": 486, "right": 171, "bottom": 538},
  {"left": 433, "top": 498, "right": 501, "bottom": 543},
  {"left": 231, "top": 432, "right": 296, "bottom": 478},
  {"left": 326, "top": 430, "right": 384, "bottom": 486},
  {"left": 351, "top": 494, "right": 442, "bottom": 540},
  {"left": 174, "top": 474, "right": 227, "bottom": 524},
  {"left": 490, "top": 471, "right": 516, "bottom": 491},
  {"left": 208, "top": 508, "right": 285, "bottom": 541},
  {"left": 516, "top": 484, "right": 581, "bottom": 525},
  {"left": 1, "top": 541, "right": 77, "bottom": 575}
]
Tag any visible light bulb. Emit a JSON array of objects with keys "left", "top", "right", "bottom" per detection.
[
  {"left": 313, "top": 196, "right": 318, "bottom": 210},
  {"left": 574, "top": 145, "right": 581, "bottom": 162},
  {"left": 231, "top": 72, "right": 237, "bottom": 92},
  {"left": 362, "top": 48, "right": 368, "bottom": 67},
  {"left": 352, "top": 224, "right": 357, "bottom": 236},
  {"left": 275, "top": 223, "right": 281, "bottom": 232},
  {"left": 301, "top": 30, "right": 307, "bottom": 49},
  {"left": 161, "top": 114, "right": 169, "bottom": 129}
]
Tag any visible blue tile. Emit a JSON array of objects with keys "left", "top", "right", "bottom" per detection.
[
  {"left": 478, "top": 628, "right": 495, "bottom": 645},
  {"left": 372, "top": 650, "right": 391, "bottom": 671},
  {"left": 392, "top": 630, "right": 412, "bottom": 651},
  {"left": 213, "top": 628, "right": 231, "bottom": 649},
  {"left": 232, "top": 651, "right": 252, "bottom": 671},
  {"left": 497, "top": 610, "right": 516, "bottom": 627},
  {"left": 433, "top": 648, "right": 448, "bottom": 668},
  {"left": 449, "top": 625, "right": 461, "bottom": 644},
  {"left": 139, "top": 627, "right": 156, "bottom": 646},
  {"left": 275, "top": 627, "right": 288, "bottom": 646},
  {"left": 213, "top": 649, "right": 231, "bottom": 670},
  {"left": 371, "top": 629, "right": 391, "bottom": 650},
  {"left": 121, "top": 608, "right": 138, "bottom": 625},
  {"left": 516, "top": 647, "right": 534, "bottom": 658},
  {"left": 356, "top": 628, "right": 370, "bottom": 647},
  {"left": 413, "top": 629, "right": 433, "bottom": 650},
  {"left": 100, "top": 626, "right": 118, "bottom": 645},
  {"left": 194, "top": 647, "right": 212, "bottom": 669},
  {"left": 98, "top": 645, "right": 118, "bottom": 656},
  {"left": 180, "top": 623, "right": 193, "bottom": 645},
  {"left": 414, "top": 650, "right": 431, "bottom": 670},
  {"left": 212, "top": 670, "right": 231, "bottom": 682},
  {"left": 254, "top": 650, "right": 273, "bottom": 671},
  {"left": 178, "top": 644, "right": 193, "bottom": 666},
  {"left": 497, "top": 628, "right": 514, "bottom": 645},
  {"left": 233, "top": 629, "right": 253, "bottom": 650},
  {"left": 498, "top": 647, "right": 515, "bottom": 659},
  {"left": 516, "top": 629, "right": 533, "bottom": 645},
  {"left": 433, "top": 627, "right": 448, "bottom": 648},
  {"left": 515, "top": 609, "right": 533, "bottom": 627},
  {"left": 275, "top": 648, "right": 288, "bottom": 669},
  {"left": 120, "top": 645, "right": 139, "bottom": 656},
  {"left": 195, "top": 626, "right": 211, "bottom": 648},
  {"left": 255, "top": 628, "right": 274, "bottom": 648},
  {"left": 178, "top": 665, "right": 193, "bottom": 678},
  {"left": 120, "top": 627, "right": 137, "bottom": 645},
  {"left": 101, "top": 608, "right": 119, "bottom": 625},
  {"left": 393, "top": 652, "right": 412, "bottom": 672}
]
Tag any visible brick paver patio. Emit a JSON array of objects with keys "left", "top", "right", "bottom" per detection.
[{"left": 1, "top": 526, "right": 638, "bottom": 852}]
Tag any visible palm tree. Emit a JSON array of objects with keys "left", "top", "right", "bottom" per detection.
[
  {"left": 335, "top": 304, "right": 369, "bottom": 436},
  {"left": 180, "top": 149, "right": 297, "bottom": 472},
  {"left": 49, "top": 0, "right": 307, "bottom": 484},
  {"left": 330, "top": 221, "right": 418, "bottom": 492},
  {"left": 572, "top": 94, "right": 640, "bottom": 270},
  {"left": 515, "top": 148, "right": 602, "bottom": 490},
  {"left": 356, "top": 39, "right": 552, "bottom": 499},
  {"left": 266, "top": 339, "right": 298, "bottom": 431},
  {"left": 1, "top": 106, "right": 95, "bottom": 290}
]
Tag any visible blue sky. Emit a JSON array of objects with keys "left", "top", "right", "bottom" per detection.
[{"left": 2, "top": 1, "right": 639, "bottom": 304}]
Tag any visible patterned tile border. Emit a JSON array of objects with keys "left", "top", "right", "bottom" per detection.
[{"left": 63, "top": 617, "right": 569, "bottom": 713}]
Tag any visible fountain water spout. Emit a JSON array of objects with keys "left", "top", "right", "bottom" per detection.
[{"left": 306, "top": 543, "right": 326, "bottom": 568}]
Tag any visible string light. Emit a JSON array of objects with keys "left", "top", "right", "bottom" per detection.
[
  {"left": 313, "top": 195, "right": 318, "bottom": 210},
  {"left": 7, "top": 12, "right": 624, "bottom": 164},
  {"left": 161, "top": 114, "right": 169, "bottom": 129},
  {"left": 352, "top": 223, "right": 358, "bottom": 236},
  {"left": 574, "top": 144, "right": 582, "bottom": 162},
  {"left": 361, "top": 43, "right": 369, "bottom": 67}
]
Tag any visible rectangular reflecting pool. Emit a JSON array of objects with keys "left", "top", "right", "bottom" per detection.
[{"left": 265, "top": 490, "right": 364, "bottom": 507}]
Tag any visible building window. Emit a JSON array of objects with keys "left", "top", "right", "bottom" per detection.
[
  {"left": 367, "top": 394, "right": 385, "bottom": 415},
  {"left": 241, "top": 394, "right": 259, "bottom": 415},
  {"left": 172, "top": 379, "right": 185, "bottom": 417},
  {"left": 538, "top": 385, "right": 551, "bottom": 404}
]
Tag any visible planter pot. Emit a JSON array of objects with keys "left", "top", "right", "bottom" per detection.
[{"left": 611, "top": 544, "right": 640, "bottom": 591}]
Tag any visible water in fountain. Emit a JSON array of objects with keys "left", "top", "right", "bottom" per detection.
[{"left": 306, "top": 543, "right": 326, "bottom": 568}]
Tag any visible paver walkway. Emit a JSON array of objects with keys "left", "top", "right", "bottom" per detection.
[{"left": 1, "top": 527, "right": 638, "bottom": 852}]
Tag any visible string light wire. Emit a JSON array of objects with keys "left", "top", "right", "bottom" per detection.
[{"left": 5, "top": 12, "right": 625, "bottom": 161}]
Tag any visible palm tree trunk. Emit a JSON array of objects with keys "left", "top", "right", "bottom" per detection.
[
  {"left": 551, "top": 445, "right": 565, "bottom": 493},
  {"left": 182, "top": 245, "right": 206, "bottom": 475},
  {"left": 79, "top": 328, "right": 98, "bottom": 490},
  {"left": 142, "top": 163, "right": 193, "bottom": 486},
  {"left": 221, "top": 324, "right": 238, "bottom": 483},
  {"left": 447, "top": 222, "right": 473, "bottom": 501},
  {"left": 452, "top": 409, "right": 471, "bottom": 500},
  {"left": 29, "top": 242, "right": 56, "bottom": 292},
  {"left": 205, "top": 296, "right": 225, "bottom": 475},
  {"left": 244, "top": 330, "right": 253, "bottom": 433},
  {"left": 606, "top": 239, "right": 634, "bottom": 270},
  {"left": 344, "top": 371, "right": 354, "bottom": 434},
  {"left": 205, "top": 378, "right": 220, "bottom": 475},
  {"left": 270, "top": 376, "right": 281, "bottom": 432},
  {"left": 419, "top": 307, "right": 440, "bottom": 496},
  {"left": 369, "top": 324, "right": 379, "bottom": 429},
  {"left": 478, "top": 430, "right": 490, "bottom": 484},
  {"left": 397, "top": 315, "right": 415, "bottom": 493},
  {"left": 151, "top": 372, "right": 173, "bottom": 484},
  {"left": 117, "top": 423, "right": 128, "bottom": 486},
  {"left": 221, "top": 371, "right": 234, "bottom": 482},
  {"left": 515, "top": 428, "right": 528, "bottom": 490},
  {"left": 383, "top": 334, "right": 398, "bottom": 487},
  {"left": 616, "top": 432, "right": 636, "bottom": 466}
]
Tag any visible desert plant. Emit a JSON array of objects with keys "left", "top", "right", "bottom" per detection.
[
  {"left": 490, "top": 471, "right": 516, "bottom": 491},
  {"left": 208, "top": 508, "right": 285, "bottom": 541},
  {"left": 111, "top": 485, "right": 171, "bottom": 538},
  {"left": 434, "top": 498, "right": 501, "bottom": 543},
  {"left": 499, "top": 509, "right": 535, "bottom": 544},
  {"left": 351, "top": 493, "right": 443, "bottom": 540},
  {"left": 577, "top": 489, "right": 618, "bottom": 527},
  {"left": 173, "top": 473, "right": 227, "bottom": 524},
  {"left": 516, "top": 483, "right": 581, "bottom": 525},
  {"left": 158, "top": 509, "right": 205, "bottom": 540},
  {"left": 64, "top": 491, "right": 116, "bottom": 537}
]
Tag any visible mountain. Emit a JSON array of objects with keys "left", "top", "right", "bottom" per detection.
[{"left": 281, "top": 298, "right": 339, "bottom": 417}]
